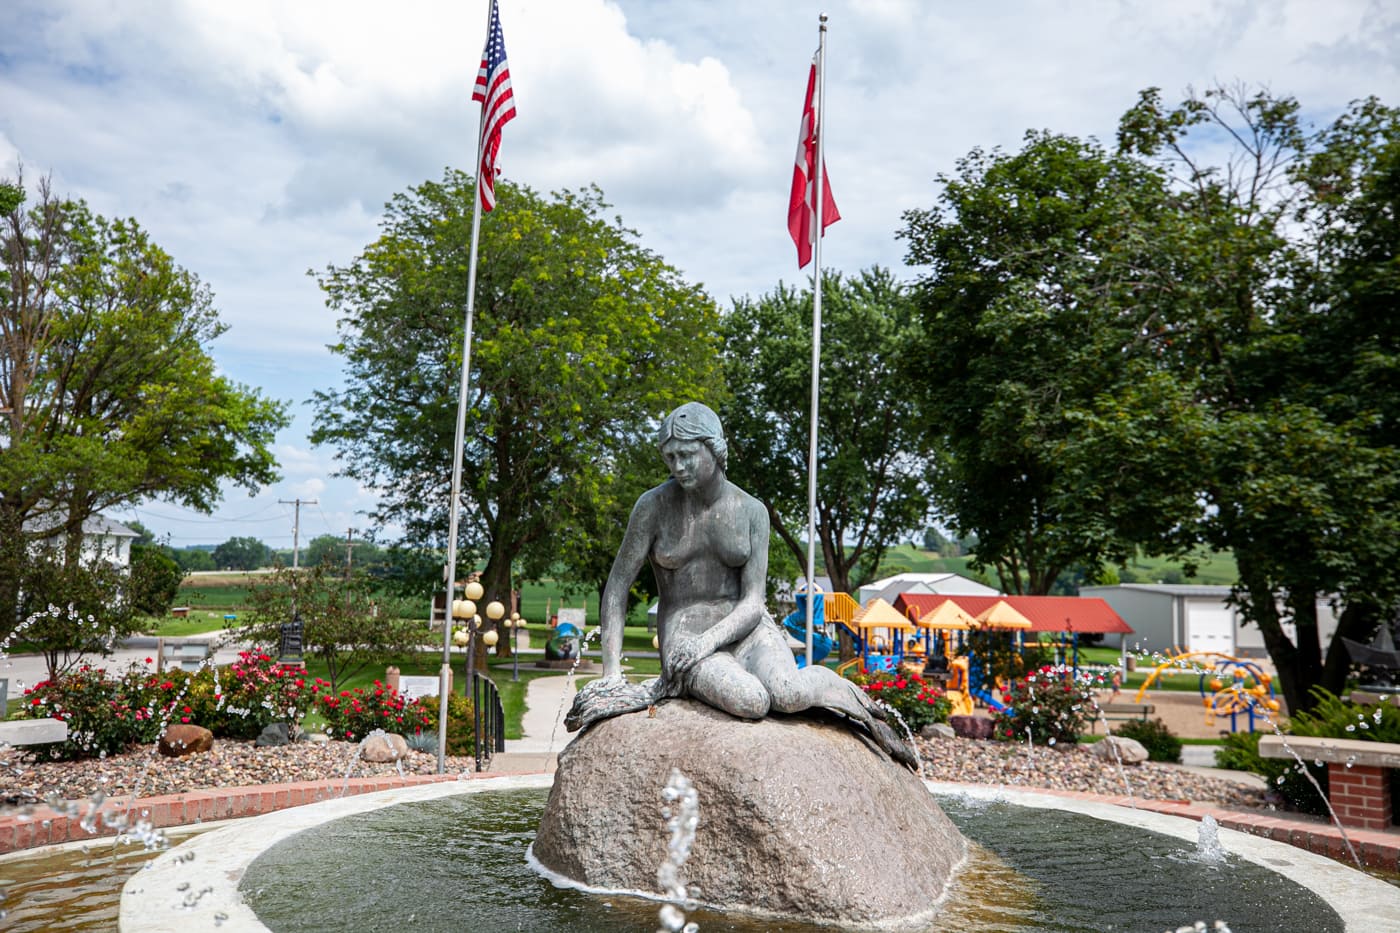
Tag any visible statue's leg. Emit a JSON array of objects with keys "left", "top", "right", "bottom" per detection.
[
  {"left": 738, "top": 623, "right": 918, "bottom": 769},
  {"left": 686, "top": 651, "right": 771, "bottom": 720},
  {"left": 738, "top": 623, "right": 874, "bottom": 722}
]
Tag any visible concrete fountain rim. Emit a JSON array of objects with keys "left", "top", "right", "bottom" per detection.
[{"left": 116, "top": 773, "right": 1399, "bottom": 933}]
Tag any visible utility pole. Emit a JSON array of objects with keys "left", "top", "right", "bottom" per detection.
[
  {"left": 278, "top": 498, "right": 318, "bottom": 569},
  {"left": 344, "top": 527, "right": 359, "bottom": 575}
]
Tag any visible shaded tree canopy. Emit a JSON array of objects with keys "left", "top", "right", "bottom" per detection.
[
  {"left": 311, "top": 172, "right": 724, "bottom": 611},
  {"left": 720, "top": 267, "right": 930, "bottom": 597},
  {"left": 902, "top": 84, "right": 1400, "bottom": 713},
  {"left": 0, "top": 173, "right": 288, "bottom": 640}
]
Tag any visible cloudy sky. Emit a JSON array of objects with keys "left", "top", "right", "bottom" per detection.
[{"left": 3, "top": 0, "right": 1397, "bottom": 549}]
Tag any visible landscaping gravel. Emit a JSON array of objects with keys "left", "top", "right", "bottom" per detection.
[
  {"left": 0, "top": 741, "right": 478, "bottom": 809},
  {"left": 915, "top": 734, "right": 1270, "bottom": 810},
  {"left": 1, "top": 732, "right": 1269, "bottom": 813}
]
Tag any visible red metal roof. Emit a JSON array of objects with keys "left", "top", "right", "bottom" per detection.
[{"left": 893, "top": 594, "right": 1133, "bottom": 635}]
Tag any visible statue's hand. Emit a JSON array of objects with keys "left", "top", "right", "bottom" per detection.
[{"left": 665, "top": 632, "right": 715, "bottom": 678}]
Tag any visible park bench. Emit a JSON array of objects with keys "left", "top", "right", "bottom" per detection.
[{"left": 1087, "top": 703, "right": 1155, "bottom": 733}]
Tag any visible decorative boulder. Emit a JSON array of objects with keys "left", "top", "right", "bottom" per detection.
[
  {"left": 533, "top": 700, "right": 967, "bottom": 930},
  {"left": 922, "top": 723, "right": 956, "bottom": 740},
  {"left": 359, "top": 732, "right": 409, "bottom": 763},
  {"left": 255, "top": 723, "right": 306, "bottom": 747},
  {"left": 1090, "top": 735, "right": 1149, "bottom": 765},
  {"left": 158, "top": 724, "right": 214, "bottom": 758},
  {"left": 949, "top": 714, "right": 996, "bottom": 740}
]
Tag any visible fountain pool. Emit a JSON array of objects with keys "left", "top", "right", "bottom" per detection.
[{"left": 115, "top": 775, "right": 1399, "bottom": 932}]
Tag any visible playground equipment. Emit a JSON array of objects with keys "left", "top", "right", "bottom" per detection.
[
  {"left": 850, "top": 598, "right": 916, "bottom": 674},
  {"left": 780, "top": 591, "right": 836, "bottom": 668},
  {"left": 826, "top": 593, "right": 1018, "bottom": 714},
  {"left": 1134, "top": 650, "right": 1280, "bottom": 733}
]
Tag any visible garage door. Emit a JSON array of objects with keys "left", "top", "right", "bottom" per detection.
[{"left": 1187, "top": 607, "right": 1235, "bottom": 654}]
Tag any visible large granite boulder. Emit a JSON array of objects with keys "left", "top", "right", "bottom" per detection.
[
  {"left": 532, "top": 700, "right": 967, "bottom": 930},
  {"left": 1090, "top": 735, "right": 1149, "bottom": 765},
  {"left": 158, "top": 724, "right": 213, "bottom": 757}
]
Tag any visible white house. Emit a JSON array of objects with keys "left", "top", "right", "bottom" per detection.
[
  {"left": 22, "top": 512, "right": 140, "bottom": 568},
  {"left": 1079, "top": 583, "right": 1340, "bottom": 658}
]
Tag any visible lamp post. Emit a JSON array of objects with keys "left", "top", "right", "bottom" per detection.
[
  {"left": 440, "top": 579, "right": 486, "bottom": 772},
  {"left": 507, "top": 611, "right": 522, "bottom": 681}
]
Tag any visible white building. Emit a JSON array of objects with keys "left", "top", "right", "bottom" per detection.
[
  {"left": 856, "top": 571, "right": 999, "bottom": 608},
  {"left": 22, "top": 512, "right": 140, "bottom": 568},
  {"left": 1079, "top": 583, "right": 1340, "bottom": 658}
]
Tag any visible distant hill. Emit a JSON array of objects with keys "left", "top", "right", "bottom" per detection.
[{"left": 859, "top": 546, "right": 1238, "bottom": 592}]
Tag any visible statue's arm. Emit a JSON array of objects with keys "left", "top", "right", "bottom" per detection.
[{"left": 600, "top": 492, "right": 655, "bottom": 679}]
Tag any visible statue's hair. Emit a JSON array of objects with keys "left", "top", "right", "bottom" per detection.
[{"left": 657, "top": 402, "right": 728, "bottom": 471}]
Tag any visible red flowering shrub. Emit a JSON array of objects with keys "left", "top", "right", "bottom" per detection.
[
  {"left": 13, "top": 652, "right": 318, "bottom": 760},
  {"left": 993, "top": 664, "right": 1096, "bottom": 746},
  {"left": 858, "top": 672, "right": 951, "bottom": 731},
  {"left": 15, "top": 664, "right": 164, "bottom": 760},
  {"left": 315, "top": 679, "right": 424, "bottom": 741},
  {"left": 179, "top": 651, "right": 315, "bottom": 739}
]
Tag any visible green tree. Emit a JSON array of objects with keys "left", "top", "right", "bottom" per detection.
[
  {"left": 901, "top": 132, "right": 1202, "bottom": 594},
  {"left": 173, "top": 547, "right": 216, "bottom": 572},
  {"left": 15, "top": 551, "right": 138, "bottom": 681},
  {"left": 241, "top": 560, "right": 423, "bottom": 691},
  {"left": 213, "top": 535, "right": 271, "bottom": 571},
  {"left": 720, "top": 267, "right": 931, "bottom": 600},
  {"left": 129, "top": 542, "right": 185, "bottom": 615},
  {"left": 311, "top": 172, "right": 724, "bottom": 628},
  {"left": 0, "top": 174, "right": 288, "bottom": 638},
  {"left": 903, "top": 85, "right": 1400, "bottom": 713},
  {"left": 1117, "top": 86, "right": 1400, "bottom": 713}
]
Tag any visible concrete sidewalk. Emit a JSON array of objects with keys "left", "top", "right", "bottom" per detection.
[{"left": 487, "top": 674, "right": 580, "bottom": 774}]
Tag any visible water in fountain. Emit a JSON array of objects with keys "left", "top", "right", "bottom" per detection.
[
  {"left": 656, "top": 768, "right": 700, "bottom": 933},
  {"left": 1196, "top": 813, "right": 1225, "bottom": 863},
  {"left": 228, "top": 782, "right": 1351, "bottom": 932}
]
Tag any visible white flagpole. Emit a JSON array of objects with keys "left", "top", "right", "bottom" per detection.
[
  {"left": 438, "top": 0, "right": 495, "bottom": 775},
  {"left": 803, "top": 14, "right": 829, "bottom": 668}
]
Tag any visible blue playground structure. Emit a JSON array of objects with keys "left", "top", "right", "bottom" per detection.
[{"left": 782, "top": 592, "right": 835, "bottom": 668}]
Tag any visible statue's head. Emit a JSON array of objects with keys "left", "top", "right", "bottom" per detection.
[{"left": 657, "top": 402, "right": 727, "bottom": 472}]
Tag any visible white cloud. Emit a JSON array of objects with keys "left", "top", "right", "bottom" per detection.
[{"left": 5, "top": 0, "right": 1398, "bottom": 544}]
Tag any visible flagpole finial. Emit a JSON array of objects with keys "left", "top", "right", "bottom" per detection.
[{"left": 819, "top": 12, "right": 828, "bottom": 26}]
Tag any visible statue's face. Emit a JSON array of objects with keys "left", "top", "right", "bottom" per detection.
[{"left": 661, "top": 438, "right": 717, "bottom": 491}]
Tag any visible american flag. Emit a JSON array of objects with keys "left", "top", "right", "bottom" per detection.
[{"left": 472, "top": 0, "right": 516, "bottom": 212}]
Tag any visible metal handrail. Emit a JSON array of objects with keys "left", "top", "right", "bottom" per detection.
[{"left": 470, "top": 671, "right": 506, "bottom": 772}]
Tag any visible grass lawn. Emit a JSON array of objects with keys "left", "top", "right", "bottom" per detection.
[{"left": 146, "top": 614, "right": 233, "bottom": 637}]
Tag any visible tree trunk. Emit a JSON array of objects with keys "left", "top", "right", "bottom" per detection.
[
  {"left": 1235, "top": 552, "right": 1306, "bottom": 714},
  {"left": 1322, "top": 602, "right": 1382, "bottom": 697},
  {"left": 479, "top": 548, "right": 514, "bottom": 666}
]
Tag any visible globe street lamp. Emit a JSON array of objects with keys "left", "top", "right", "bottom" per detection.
[{"left": 507, "top": 611, "right": 522, "bottom": 681}]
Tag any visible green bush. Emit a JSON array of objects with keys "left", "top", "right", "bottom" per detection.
[
  {"left": 993, "top": 665, "right": 1095, "bottom": 746},
  {"left": 1215, "top": 730, "right": 1329, "bottom": 815},
  {"left": 1110, "top": 717, "right": 1182, "bottom": 762},
  {"left": 414, "top": 693, "right": 476, "bottom": 757},
  {"left": 14, "top": 651, "right": 317, "bottom": 760},
  {"left": 857, "top": 672, "right": 952, "bottom": 731},
  {"left": 1210, "top": 688, "right": 1400, "bottom": 816},
  {"left": 192, "top": 651, "right": 315, "bottom": 738},
  {"left": 1289, "top": 688, "right": 1400, "bottom": 743}
]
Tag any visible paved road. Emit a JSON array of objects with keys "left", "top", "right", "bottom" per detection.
[{"left": 0, "top": 632, "right": 247, "bottom": 712}]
